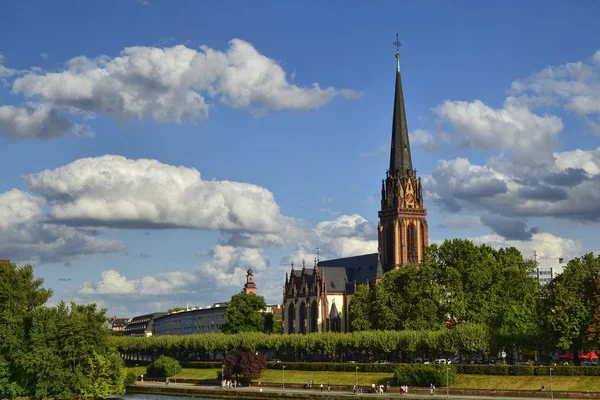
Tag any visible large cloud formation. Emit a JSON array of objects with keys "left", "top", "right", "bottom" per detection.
[
  {"left": 0, "top": 189, "right": 124, "bottom": 265},
  {"left": 26, "top": 155, "right": 284, "bottom": 232},
  {"left": 1, "top": 39, "right": 360, "bottom": 140},
  {"left": 416, "top": 50, "right": 600, "bottom": 229}
]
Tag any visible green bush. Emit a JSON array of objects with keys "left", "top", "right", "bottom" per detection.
[
  {"left": 146, "top": 356, "right": 182, "bottom": 378},
  {"left": 393, "top": 364, "right": 456, "bottom": 387},
  {"left": 124, "top": 371, "right": 138, "bottom": 386},
  {"left": 267, "top": 361, "right": 398, "bottom": 373}
]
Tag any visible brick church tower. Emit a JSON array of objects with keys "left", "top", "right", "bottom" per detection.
[
  {"left": 378, "top": 41, "right": 428, "bottom": 271},
  {"left": 243, "top": 268, "right": 257, "bottom": 295}
]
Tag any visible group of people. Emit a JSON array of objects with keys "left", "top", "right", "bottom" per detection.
[
  {"left": 399, "top": 384, "right": 409, "bottom": 395},
  {"left": 370, "top": 383, "right": 389, "bottom": 394},
  {"left": 221, "top": 379, "right": 239, "bottom": 388},
  {"left": 430, "top": 383, "right": 436, "bottom": 395}
]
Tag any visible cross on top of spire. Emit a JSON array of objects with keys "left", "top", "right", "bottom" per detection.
[
  {"left": 393, "top": 33, "right": 402, "bottom": 54},
  {"left": 393, "top": 33, "right": 402, "bottom": 71}
]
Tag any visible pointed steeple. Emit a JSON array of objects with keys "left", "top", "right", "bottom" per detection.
[{"left": 389, "top": 35, "right": 413, "bottom": 177}]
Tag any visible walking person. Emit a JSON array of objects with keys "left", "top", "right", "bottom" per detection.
[
  {"left": 321, "top": 383, "right": 324, "bottom": 392},
  {"left": 258, "top": 380, "right": 262, "bottom": 392},
  {"left": 328, "top": 383, "right": 331, "bottom": 392}
]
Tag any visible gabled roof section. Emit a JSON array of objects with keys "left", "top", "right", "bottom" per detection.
[
  {"left": 318, "top": 253, "right": 378, "bottom": 292},
  {"left": 389, "top": 54, "right": 413, "bottom": 177}
]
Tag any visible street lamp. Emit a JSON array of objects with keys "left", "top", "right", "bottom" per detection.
[
  {"left": 355, "top": 367, "right": 359, "bottom": 393},
  {"left": 550, "top": 367, "right": 554, "bottom": 400},
  {"left": 446, "top": 367, "right": 450, "bottom": 399},
  {"left": 282, "top": 366, "right": 286, "bottom": 392}
]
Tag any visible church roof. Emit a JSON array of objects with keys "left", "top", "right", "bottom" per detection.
[
  {"left": 318, "top": 253, "right": 378, "bottom": 292},
  {"left": 389, "top": 51, "right": 413, "bottom": 177}
]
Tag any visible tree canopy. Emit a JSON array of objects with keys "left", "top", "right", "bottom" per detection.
[
  {"left": 0, "top": 261, "right": 126, "bottom": 398},
  {"left": 349, "top": 239, "right": 541, "bottom": 356},
  {"left": 221, "top": 291, "right": 268, "bottom": 334},
  {"left": 539, "top": 253, "right": 600, "bottom": 364}
]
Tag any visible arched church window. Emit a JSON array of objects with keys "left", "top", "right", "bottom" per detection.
[
  {"left": 299, "top": 302, "right": 307, "bottom": 334},
  {"left": 310, "top": 300, "right": 318, "bottom": 333},
  {"left": 385, "top": 223, "right": 394, "bottom": 266},
  {"left": 287, "top": 303, "right": 295, "bottom": 333},
  {"left": 407, "top": 223, "right": 418, "bottom": 263}
]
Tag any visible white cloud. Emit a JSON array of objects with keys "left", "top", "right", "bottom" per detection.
[
  {"left": 471, "top": 232, "right": 584, "bottom": 261},
  {"left": 426, "top": 147, "right": 600, "bottom": 223},
  {"left": 25, "top": 155, "right": 284, "bottom": 232},
  {"left": 40, "top": 53, "right": 49, "bottom": 60},
  {"left": 0, "top": 189, "right": 124, "bottom": 265},
  {"left": 79, "top": 243, "right": 268, "bottom": 297},
  {"left": 434, "top": 99, "right": 562, "bottom": 165},
  {"left": 9, "top": 39, "right": 359, "bottom": 132},
  {"left": 197, "top": 244, "right": 269, "bottom": 288},
  {"left": 554, "top": 147, "right": 600, "bottom": 175},
  {"left": 410, "top": 128, "right": 450, "bottom": 151},
  {"left": 0, "top": 104, "right": 92, "bottom": 140},
  {"left": 510, "top": 50, "right": 600, "bottom": 132},
  {"left": 0, "top": 53, "right": 18, "bottom": 79},
  {"left": 593, "top": 51, "right": 600, "bottom": 68},
  {"left": 79, "top": 269, "right": 197, "bottom": 296}
]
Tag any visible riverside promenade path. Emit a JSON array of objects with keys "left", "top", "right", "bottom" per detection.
[{"left": 128, "top": 381, "right": 600, "bottom": 400}]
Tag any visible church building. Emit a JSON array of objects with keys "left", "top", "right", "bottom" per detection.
[{"left": 282, "top": 43, "right": 428, "bottom": 334}]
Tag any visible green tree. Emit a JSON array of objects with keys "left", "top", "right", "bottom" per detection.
[
  {"left": 539, "top": 253, "right": 600, "bottom": 364},
  {"left": 221, "top": 292, "right": 267, "bottom": 334},
  {"left": 167, "top": 307, "right": 186, "bottom": 313},
  {"left": 0, "top": 262, "right": 125, "bottom": 399},
  {"left": 349, "top": 283, "right": 374, "bottom": 331},
  {"left": 24, "top": 302, "right": 125, "bottom": 399}
]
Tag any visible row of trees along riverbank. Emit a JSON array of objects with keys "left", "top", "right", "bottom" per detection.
[{"left": 114, "top": 241, "right": 600, "bottom": 365}]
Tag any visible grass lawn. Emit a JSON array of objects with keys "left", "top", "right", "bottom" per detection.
[
  {"left": 455, "top": 374, "right": 600, "bottom": 392},
  {"left": 127, "top": 368, "right": 600, "bottom": 393}
]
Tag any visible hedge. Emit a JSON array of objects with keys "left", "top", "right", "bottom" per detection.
[
  {"left": 455, "top": 365, "right": 600, "bottom": 377},
  {"left": 394, "top": 365, "right": 456, "bottom": 387},
  {"left": 266, "top": 362, "right": 398, "bottom": 373}
]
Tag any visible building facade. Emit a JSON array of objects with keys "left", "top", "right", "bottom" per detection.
[
  {"left": 124, "top": 312, "right": 166, "bottom": 336},
  {"left": 530, "top": 256, "right": 567, "bottom": 285},
  {"left": 283, "top": 48, "right": 427, "bottom": 334},
  {"left": 153, "top": 303, "right": 228, "bottom": 336}
]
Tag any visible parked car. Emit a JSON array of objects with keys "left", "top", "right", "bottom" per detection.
[
  {"left": 581, "top": 361, "right": 598, "bottom": 367},
  {"left": 433, "top": 359, "right": 451, "bottom": 365}
]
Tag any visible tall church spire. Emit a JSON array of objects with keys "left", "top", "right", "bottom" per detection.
[
  {"left": 389, "top": 34, "right": 413, "bottom": 177},
  {"left": 378, "top": 35, "right": 428, "bottom": 271}
]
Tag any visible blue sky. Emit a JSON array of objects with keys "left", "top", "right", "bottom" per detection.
[{"left": 1, "top": 0, "right": 599, "bottom": 316}]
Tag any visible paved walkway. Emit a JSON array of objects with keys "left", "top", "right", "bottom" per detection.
[{"left": 134, "top": 382, "right": 566, "bottom": 400}]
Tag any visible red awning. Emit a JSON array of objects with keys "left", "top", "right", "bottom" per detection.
[{"left": 558, "top": 352, "right": 598, "bottom": 359}]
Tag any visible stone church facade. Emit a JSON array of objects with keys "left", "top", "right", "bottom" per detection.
[{"left": 282, "top": 48, "right": 428, "bottom": 334}]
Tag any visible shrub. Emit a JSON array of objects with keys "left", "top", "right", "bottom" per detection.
[
  {"left": 124, "top": 371, "right": 138, "bottom": 386},
  {"left": 393, "top": 364, "right": 456, "bottom": 387},
  {"left": 223, "top": 352, "right": 268, "bottom": 385},
  {"left": 146, "top": 356, "right": 182, "bottom": 378}
]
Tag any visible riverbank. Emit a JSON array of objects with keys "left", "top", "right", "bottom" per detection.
[
  {"left": 126, "top": 382, "right": 600, "bottom": 400},
  {"left": 127, "top": 368, "right": 600, "bottom": 393}
]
